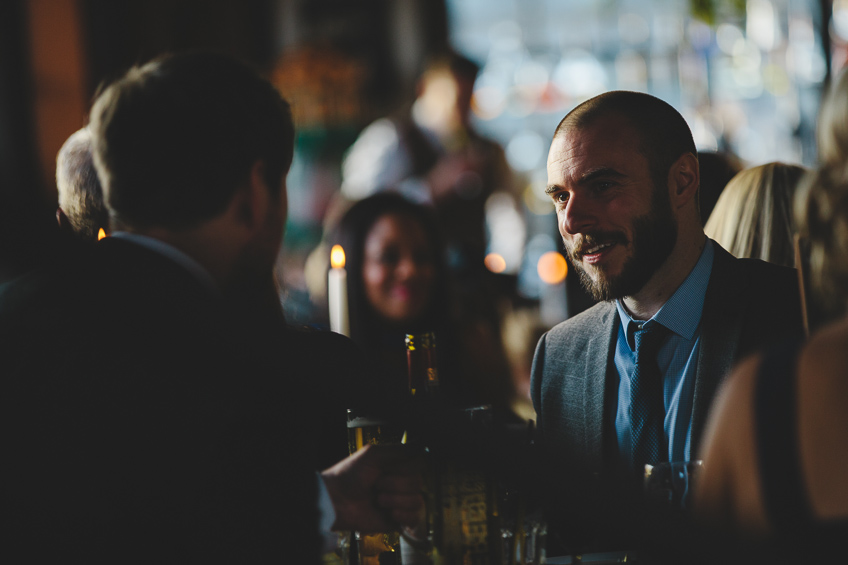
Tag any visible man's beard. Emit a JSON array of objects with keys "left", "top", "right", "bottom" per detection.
[{"left": 564, "top": 187, "right": 678, "bottom": 302}]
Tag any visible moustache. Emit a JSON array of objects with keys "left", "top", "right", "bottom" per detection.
[{"left": 566, "top": 232, "right": 628, "bottom": 259}]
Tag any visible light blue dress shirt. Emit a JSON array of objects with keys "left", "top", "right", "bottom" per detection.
[{"left": 613, "top": 239, "right": 714, "bottom": 464}]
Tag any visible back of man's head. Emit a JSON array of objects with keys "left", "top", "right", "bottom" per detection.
[
  {"left": 423, "top": 49, "right": 480, "bottom": 82},
  {"left": 90, "top": 51, "right": 294, "bottom": 231},
  {"left": 556, "top": 91, "right": 697, "bottom": 190},
  {"left": 56, "top": 127, "right": 108, "bottom": 240},
  {"left": 415, "top": 50, "right": 481, "bottom": 130}
]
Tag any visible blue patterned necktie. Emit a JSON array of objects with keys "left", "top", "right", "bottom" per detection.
[{"left": 630, "top": 321, "right": 669, "bottom": 473}]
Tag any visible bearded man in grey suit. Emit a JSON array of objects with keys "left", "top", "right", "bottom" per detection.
[{"left": 531, "top": 91, "right": 803, "bottom": 552}]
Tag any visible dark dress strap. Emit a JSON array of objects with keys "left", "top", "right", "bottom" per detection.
[
  {"left": 754, "top": 336, "right": 810, "bottom": 537},
  {"left": 754, "top": 337, "right": 848, "bottom": 558}
]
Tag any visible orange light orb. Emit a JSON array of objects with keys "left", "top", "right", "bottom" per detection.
[
  {"left": 537, "top": 251, "right": 568, "bottom": 284},
  {"left": 484, "top": 253, "right": 507, "bottom": 273}
]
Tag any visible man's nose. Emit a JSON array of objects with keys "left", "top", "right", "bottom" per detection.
[{"left": 560, "top": 194, "right": 598, "bottom": 236}]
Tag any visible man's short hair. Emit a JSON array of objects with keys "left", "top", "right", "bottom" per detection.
[
  {"left": 56, "top": 127, "right": 108, "bottom": 239},
  {"left": 555, "top": 91, "right": 698, "bottom": 193},
  {"left": 421, "top": 49, "right": 480, "bottom": 82},
  {"left": 90, "top": 51, "right": 294, "bottom": 230}
]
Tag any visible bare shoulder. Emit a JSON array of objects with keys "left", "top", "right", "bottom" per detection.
[
  {"left": 797, "top": 319, "right": 848, "bottom": 417},
  {"left": 799, "top": 318, "right": 848, "bottom": 384},
  {"left": 797, "top": 318, "right": 848, "bottom": 519},
  {"left": 721, "top": 353, "right": 762, "bottom": 402}
]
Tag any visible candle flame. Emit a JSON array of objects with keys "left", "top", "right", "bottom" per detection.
[
  {"left": 97, "top": 228, "right": 107, "bottom": 240},
  {"left": 330, "top": 245, "right": 346, "bottom": 269}
]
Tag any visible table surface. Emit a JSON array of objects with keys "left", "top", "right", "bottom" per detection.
[{"left": 547, "top": 551, "right": 635, "bottom": 564}]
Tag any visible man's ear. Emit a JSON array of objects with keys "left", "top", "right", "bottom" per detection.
[
  {"left": 669, "top": 152, "right": 699, "bottom": 209},
  {"left": 231, "top": 160, "right": 270, "bottom": 234}
]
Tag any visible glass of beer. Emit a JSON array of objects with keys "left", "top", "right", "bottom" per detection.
[
  {"left": 643, "top": 460, "right": 704, "bottom": 511},
  {"left": 347, "top": 410, "right": 405, "bottom": 565}
]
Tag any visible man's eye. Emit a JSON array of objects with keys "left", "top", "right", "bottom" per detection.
[{"left": 553, "top": 192, "right": 569, "bottom": 204}]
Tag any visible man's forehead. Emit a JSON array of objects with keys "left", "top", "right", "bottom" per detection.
[
  {"left": 548, "top": 115, "right": 643, "bottom": 172},
  {"left": 561, "top": 111, "right": 639, "bottom": 145}
]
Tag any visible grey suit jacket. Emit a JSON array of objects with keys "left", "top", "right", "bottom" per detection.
[{"left": 530, "top": 242, "right": 804, "bottom": 474}]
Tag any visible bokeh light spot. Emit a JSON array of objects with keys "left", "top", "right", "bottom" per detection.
[
  {"left": 537, "top": 251, "right": 568, "bottom": 284},
  {"left": 484, "top": 253, "right": 507, "bottom": 273}
]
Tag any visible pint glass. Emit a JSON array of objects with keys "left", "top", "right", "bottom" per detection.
[{"left": 347, "top": 410, "right": 405, "bottom": 565}]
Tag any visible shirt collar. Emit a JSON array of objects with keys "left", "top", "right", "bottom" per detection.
[
  {"left": 615, "top": 239, "right": 714, "bottom": 345},
  {"left": 110, "top": 231, "right": 221, "bottom": 296}
]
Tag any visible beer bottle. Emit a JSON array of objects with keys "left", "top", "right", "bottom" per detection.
[
  {"left": 434, "top": 405, "right": 502, "bottom": 565},
  {"left": 405, "top": 331, "right": 439, "bottom": 399},
  {"left": 406, "top": 333, "right": 503, "bottom": 564},
  {"left": 402, "top": 332, "right": 440, "bottom": 564}
]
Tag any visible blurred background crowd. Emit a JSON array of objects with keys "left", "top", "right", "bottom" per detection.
[{"left": 2, "top": 0, "right": 846, "bottom": 416}]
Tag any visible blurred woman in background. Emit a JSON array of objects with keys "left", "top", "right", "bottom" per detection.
[
  {"left": 704, "top": 161, "right": 807, "bottom": 268},
  {"left": 330, "top": 193, "right": 519, "bottom": 416}
]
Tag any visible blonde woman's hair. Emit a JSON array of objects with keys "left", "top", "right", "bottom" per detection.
[
  {"left": 705, "top": 162, "right": 806, "bottom": 267},
  {"left": 795, "top": 67, "right": 848, "bottom": 312}
]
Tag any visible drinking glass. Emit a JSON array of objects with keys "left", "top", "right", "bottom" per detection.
[
  {"left": 643, "top": 460, "right": 703, "bottom": 511},
  {"left": 347, "top": 410, "right": 404, "bottom": 565},
  {"left": 500, "top": 487, "right": 547, "bottom": 565}
]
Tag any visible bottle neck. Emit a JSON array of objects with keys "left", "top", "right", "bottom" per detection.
[{"left": 406, "top": 331, "right": 439, "bottom": 398}]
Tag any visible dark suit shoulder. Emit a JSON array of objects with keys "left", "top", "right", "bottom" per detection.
[
  {"left": 707, "top": 245, "right": 801, "bottom": 308},
  {"left": 284, "top": 324, "right": 361, "bottom": 353},
  {"left": 2, "top": 241, "right": 323, "bottom": 562},
  {"left": 712, "top": 241, "right": 798, "bottom": 290},
  {"left": 707, "top": 242, "right": 799, "bottom": 311},
  {"left": 281, "top": 326, "right": 371, "bottom": 382},
  {"left": 702, "top": 245, "right": 803, "bottom": 362},
  {"left": 734, "top": 254, "right": 798, "bottom": 283}
]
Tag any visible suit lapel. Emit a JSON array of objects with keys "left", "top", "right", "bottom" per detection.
[
  {"left": 583, "top": 303, "right": 618, "bottom": 469},
  {"left": 691, "top": 243, "right": 746, "bottom": 455}
]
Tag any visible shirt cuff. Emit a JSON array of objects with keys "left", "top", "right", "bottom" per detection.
[{"left": 317, "top": 472, "right": 339, "bottom": 553}]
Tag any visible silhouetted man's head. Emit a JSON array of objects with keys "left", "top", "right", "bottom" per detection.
[
  {"left": 90, "top": 51, "right": 294, "bottom": 232},
  {"left": 90, "top": 51, "right": 296, "bottom": 297}
]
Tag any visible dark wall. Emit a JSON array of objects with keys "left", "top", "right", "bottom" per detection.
[
  {"left": 285, "top": 0, "right": 448, "bottom": 114},
  {"left": 0, "top": 0, "right": 448, "bottom": 281},
  {"left": 0, "top": 1, "right": 57, "bottom": 280},
  {"left": 82, "top": 0, "right": 277, "bottom": 95},
  {"left": 80, "top": 0, "right": 448, "bottom": 111}
]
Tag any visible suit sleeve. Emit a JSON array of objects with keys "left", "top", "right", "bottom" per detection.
[{"left": 530, "top": 331, "right": 549, "bottom": 428}]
